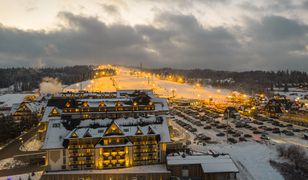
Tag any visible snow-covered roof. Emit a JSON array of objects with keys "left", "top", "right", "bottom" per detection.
[
  {"left": 167, "top": 154, "right": 238, "bottom": 173},
  {"left": 153, "top": 97, "right": 169, "bottom": 111},
  {"left": 42, "top": 116, "right": 171, "bottom": 150},
  {"left": 10, "top": 101, "right": 43, "bottom": 114},
  {"left": 42, "top": 119, "right": 70, "bottom": 149},
  {"left": 0, "top": 94, "right": 34, "bottom": 108},
  {"left": 41, "top": 106, "right": 62, "bottom": 122}
]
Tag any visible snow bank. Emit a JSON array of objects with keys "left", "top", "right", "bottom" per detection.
[
  {"left": 0, "top": 158, "right": 27, "bottom": 170},
  {"left": 0, "top": 171, "right": 43, "bottom": 180},
  {"left": 20, "top": 136, "right": 42, "bottom": 152}
]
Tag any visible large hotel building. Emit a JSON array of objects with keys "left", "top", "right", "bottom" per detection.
[
  {"left": 39, "top": 89, "right": 238, "bottom": 180},
  {"left": 40, "top": 90, "right": 172, "bottom": 179}
]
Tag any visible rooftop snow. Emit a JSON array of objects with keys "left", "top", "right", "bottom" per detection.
[
  {"left": 43, "top": 116, "right": 171, "bottom": 150},
  {"left": 167, "top": 154, "right": 238, "bottom": 173},
  {"left": 0, "top": 94, "right": 34, "bottom": 108}
]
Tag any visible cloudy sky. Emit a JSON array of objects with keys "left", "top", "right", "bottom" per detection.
[{"left": 0, "top": 0, "right": 308, "bottom": 71}]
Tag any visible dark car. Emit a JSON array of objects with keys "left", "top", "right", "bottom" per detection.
[
  {"left": 253, "top": 130, "right": 261, "bottom": 134},
  {"left": 204, "top": 125, "right": 212, "bottom": 129},
  {"left": 227, "top": 129, "right": 236, "bottom": 134},
  {"left": 239, "top": 137, "right": 247, "bottom": 141},
  {"left": 244, "top": 134, "right": 252, "bottom": 138},
  {"left": 227, "top": 138, "right": 237, "bottom": 143},
  {"left": 272, "top": 128, "right": 281, "bottom": 134},
  {"left": 216, "top": 133, "right": 225, "bottom": 137},
  {"left": 261, "top": 134, "right": 270, "bottom": 140},
  {"left": 265, "top": 127, "right": 273, "bottom": 131},
  {"left": 292, "top": 129, "right": 301, "bottom": 132},
  {"left": 284, "top": 131, "right": 294, "bottom": 136},
  {"left": 232, "top": 133, "right": 241, "bottom": 137}
]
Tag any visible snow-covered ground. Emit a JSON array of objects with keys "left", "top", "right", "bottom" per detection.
[
  {"left": 64, "top": 67, "right": 231, "bottom": 102},
  {"left": 0, "top": 85, "right": 14, "bottom": 95},
  {"left": 170, "top": 113, "right": 284, "bottom": 180},
  {"left": 0, "top": 171, "right": 43, "bottom": 180},
  {"left": 20, "top": 136, "right": 42, "bottom": 152},
  {"left": 192, "top": 142, "right": 283, "bottom": 180},
  {"left": 0, "top": 158, "right": 27, "bottom": 170},
  {"left": 272, "top": 87, "right": 307, "bottom": 101}
]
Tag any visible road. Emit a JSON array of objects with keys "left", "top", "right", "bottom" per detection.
[
  {"left": 0, "top": 126, "right": 46, "bottom": 177},
  {"left": 0, "top": 126, "right": 42, "bottom": 161},
  {"left": 0, "top": 165, "right": 45, "bottom": 177}
]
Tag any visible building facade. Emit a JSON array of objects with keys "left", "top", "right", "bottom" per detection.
[{"left": 41, "top": 90, "right": 171, "bottom": 175}]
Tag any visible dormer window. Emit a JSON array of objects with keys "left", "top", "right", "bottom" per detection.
[
  {"left": 99, "top": 102, "right": 105, "bottom": 107},
  {"left": 83, "top": 102, "right": 89, "bottom": 107},
  {"left": 65, "top": 102, "right": 70, "bottom": 108},
  {"left": 133, "top": 102, "right": 138, "bottom": 106},
  {"left": 116, "top": 102, "right": 122, "bottom": 107}
]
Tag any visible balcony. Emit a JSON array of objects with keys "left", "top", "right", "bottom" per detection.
[{"left": 68, "top": 145, "right": 80, "bottom": 149}]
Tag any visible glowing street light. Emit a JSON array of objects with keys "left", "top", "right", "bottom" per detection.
[{"left": 170, "top": 88, "right": 176, "bottom": 98}]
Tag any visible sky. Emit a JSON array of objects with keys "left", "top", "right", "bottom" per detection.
[{"left": 0, "top": 0, "right": 307, "bottom": 71}]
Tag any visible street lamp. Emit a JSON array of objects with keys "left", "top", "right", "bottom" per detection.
[{"left": 170, "top": 88, "right": 176, "bottom": 98}]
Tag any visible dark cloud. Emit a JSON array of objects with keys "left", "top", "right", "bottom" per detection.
[
  {"left": 303, "top": 0, "right": 308, "bottom": 9},
  {"left": 243, "top": 15, "right": 308, "bottom": 70},
  {"left": 249, "top": 15, "right": 308, "bottom": 40},
  {"left": 0, "top": 11, "right": 307, "bottom": 71},
  {"left": 0, "top": 12, "right": 151, "bottom": 67},
  {"left": 136, "top": 13, "right": 244, "bottom": 69}
]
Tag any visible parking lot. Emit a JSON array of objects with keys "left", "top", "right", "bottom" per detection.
[{"left": 170, "top": 103, "right": 308, "bottom": 147}]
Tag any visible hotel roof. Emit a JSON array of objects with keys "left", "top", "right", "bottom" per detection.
[
  {"left": 42, "top": 116, "right": 171, "bottom": 150},
  {"left": 167, "top": 154, "right": 239, "bottom": 173}
]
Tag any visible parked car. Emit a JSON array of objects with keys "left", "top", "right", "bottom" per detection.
[
  {"left": 239, "top": 137, "right": 247, "bottom": 141},
  {"left": 272, "top": 128, "right": 281, "bottom": 134},
  {"left": 216, "top": 133, "right": 225, "bottom": 137},
  {"left": 227, "top": 138, "right": 237, "bottom": 143},
  {"left": 244, "top": 134, "right": 252, "bottom": 138},
  {"left": 261, "top": 134, "right": 270, "bottom": 140},
  {"left": 253, "top": 130, "right": 261, "bottom": 134},
  {"left": 284, "top": 131, "right": 294, "bottom": 136},
  {"left": 203, "top": 125, "right": 212, "bottom": 129}
]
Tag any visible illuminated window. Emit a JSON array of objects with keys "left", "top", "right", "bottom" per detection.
[
  {"left": 65, "top": 102, "right": 71, "bottom": 108},
  {"left": 99, "top": 102, "right": 105, "bottom": 107},
  {"left": 83, "top": 102, "right": 89, "bottom": 107}
]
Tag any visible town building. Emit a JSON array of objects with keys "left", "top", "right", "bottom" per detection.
[
  {"left": 40, "top": 90, "right": 239, "bottom": 180},
  {"left": 167, "top": 153, "right": 238, "bottom": 180}
]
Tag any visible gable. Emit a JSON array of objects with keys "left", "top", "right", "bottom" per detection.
[
  {"left": 17, "top": 103, "right": 30, "bottom": 112},
  {"left": 135, "top": 126, "right": 143, "bottom": 135},
  {"left": 49, "top": 107, "right": 60, "bottom": 117},
  {"left": 83, "top": 129, "right": 92, "bottom": 138},
  {"left": 104, "top": 121, "right": 124, "bottom": 136},
  {"left": 70, "top": 131, "right": 78, "bottom": 138},
  {"left": 147, "top": 126, "right": 155, "bottom": 135}
]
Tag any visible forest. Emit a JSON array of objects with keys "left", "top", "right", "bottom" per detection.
[
  {"left": 0, "top": 66, "right": 94, "bottom": 91},
  {"left": 144, "top": 68, "right": 308, "bottom": 93}
]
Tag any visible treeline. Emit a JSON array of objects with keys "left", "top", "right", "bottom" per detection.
[
  {"left": 0, "top": 66, "right": 94, "bottom": 91},
  {"left": 144, "top": 68, "right": 308, "bottom": 93}
]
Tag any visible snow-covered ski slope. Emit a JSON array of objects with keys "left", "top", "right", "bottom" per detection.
[{"left": 64, "top": 67, "right": 231, "bottom": 101}]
